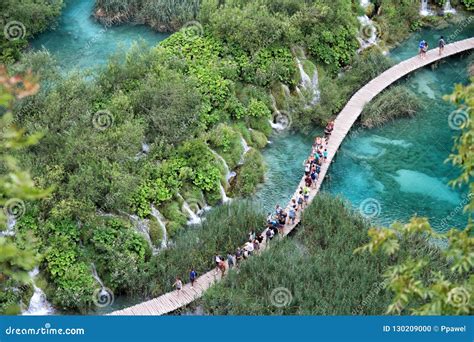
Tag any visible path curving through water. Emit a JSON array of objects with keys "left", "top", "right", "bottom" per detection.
[{"left": 109, "top": 38, "right": 474, "bottom": 316}]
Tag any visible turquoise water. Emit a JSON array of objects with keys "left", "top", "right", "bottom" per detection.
[
  {"left": 256, "top": 25, "right": 473, "bottom": 231},
  {"left": 31, "top": 0, "right": 169, "bottom": 72}
]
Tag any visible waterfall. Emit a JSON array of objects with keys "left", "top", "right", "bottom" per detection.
[
  {"left": 269, "top": 94, "right": 288, "bottom": 131},
  {"left": 182, "top": 201, "right": 201, "bottom": 225},
  {"left": 210, "top": 148, "right": 235, "bottom": 183},
  {"left": 91, "top": 262, "right": 105, "bottom": 288},
  {"left": 176, "top": 194, "right": 202, "bottom": 225},
  {"left": 141, "top": 143, "right": 150, "bottom": 154},
  {"left": 23, "top": 268, "right": 54, "bottom": 316},
  {"left": 444, "top": 0, "right": 456, "bottom": 14},
  {"left": 150, "top": 206, "right": 167, "bottom": 249},
  {"left": 219, "top": 184, "right": 231, "bottom": 203},
  {"left": 0, "top": 216, "right": 16, "bottom": 237},
  {"left": 239, "top": 135, "right": 251, "bottom": 164},
  {"left": 357, "top": 15, "right": 378, "bottom": 51},
  {"left": 360, "top": 0, "right": 370, "bottom": 8},
  {"left": 295, "top": 57, "right": 320, "bottom": 105},
  {"left": 420, "top": 0, "right": 434, "bottom": 16},
  {"left": 128, "top": 213, "right": 160, "bottom": 254}
]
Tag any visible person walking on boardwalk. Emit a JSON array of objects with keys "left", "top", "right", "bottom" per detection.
[
  {"left": 227, "top": 252, "right": 234, "bottom": 270},
  {"left": 214, "top": 255, "right": 222, "bottom": 275},
  {"left": 173, "top": 277, "right": 183, "bottom": 295},
  {"left": 189, "top": 268, "right": 197, "bottom": 289},
  {"left": 438, "top": 36, "right": 446, "bottom": 56},
  {"left": 419, "top": 40, "right": 426, "bottom": 58}
]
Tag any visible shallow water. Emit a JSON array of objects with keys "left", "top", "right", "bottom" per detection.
[
  {"left": 256, "top": 24, "right": 473, "bottom": 232},
  {"left": 31, "top": 0, "right": 168, "bottom": 72}
]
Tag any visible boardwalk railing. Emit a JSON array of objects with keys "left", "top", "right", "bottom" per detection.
[{"left": 109, "top": 37, "right": 474, "bottom": 316}]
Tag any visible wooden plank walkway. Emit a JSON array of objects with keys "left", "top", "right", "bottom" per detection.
[{"left": 109, "top": 38, "right": 474, "bottom": 316}]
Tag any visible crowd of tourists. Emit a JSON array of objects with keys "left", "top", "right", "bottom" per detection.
[{"left": 173, "top": 121, "right": 335, "bottom": 294}]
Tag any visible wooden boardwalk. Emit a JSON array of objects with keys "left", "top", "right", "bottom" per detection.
[{"left": 109, "top": 38, "right": 474, "bottom": 316}]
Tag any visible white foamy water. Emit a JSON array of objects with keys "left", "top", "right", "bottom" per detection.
[{"left": 23, "top": 268, "right": 54, "bottom": 316}]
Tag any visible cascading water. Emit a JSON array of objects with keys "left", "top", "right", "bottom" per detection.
[
  {"left": 357, "top": 14, "right": 378, "bottom": 51},
  {"left": 360, "top": 0, "right": 370, "bottom": 8},
  {"left": 23, "top": 268, "right": 54, "bottom": 316},
  {"left": 443, "top": 0, "right": 456, "bottom": 14},
  {"left": 219, "top": 184, "right": 231, "bottom": 203},
  {"left": 182, "top": 201, "right": 202, "bottom": 225},
  {"left": 0, "top": 216, "right": 16, "bottom": 237},
  {"left": 295, "top": 57, "right": 320, "bottom": 106},
  {"left": 209, "top": 148, "right": 236, "bottom": 182},
  {"left": 128, "top": 213, "right": 160, "bottom": 254},
  {"left": 150, "top": 206, "right": 168, "bottom": 249},
  {"left": 239, "top": 135, "right": 251, "bottom": 164},
  {"left": 177, "top": 194, "right": 202, "bottom": 225},
  {"left": 141, "top": 143, "right": 150, "bottom": 154},
  {"left": 269, "top": 94, "right": 288, "bottom": 131},
  {"left": 420, "top": 0, "right": 434, "bottom": 16}
]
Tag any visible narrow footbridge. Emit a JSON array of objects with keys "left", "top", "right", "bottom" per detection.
[{"left": 109, "top": 37, "right": 474, "bottom": 316}]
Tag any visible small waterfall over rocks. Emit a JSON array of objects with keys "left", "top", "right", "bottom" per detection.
[
  {"left": 150, "top": 206, "right": 168, "bottom": 249},
  {"left": 219, "top": 184, "right": 231, "bottom": 203},
  {"left": 239, "top": 135, "right": 251, "bottom": 164},
  {"left": 420, "top": 0, "right": 434, "bottom": 16},
  {"left": 295, "top": 57, "right": 320, "bottom": 106},
  {"left": 210, "top": 148, "right": 236, "bottom": 183},
  {"left": 269, "top": 94, "right": 288, "bottom": 131},
  {"left": 177, "top": 194, "right": 202, "bottom": 226},
  {"left": 128, "top": 212, "right": 161, "bottom": 255},
  {"left": 443, "top": 0, "right": 456, "bottom": 14},
  {"left": 0, "top": 216, "right": 16, "bottom": 237},
  {"left": 23, "top": 268, "right": 54, "bottom": 316}
]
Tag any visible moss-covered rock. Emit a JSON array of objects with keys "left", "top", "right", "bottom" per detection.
[
  {"left": 249, "top": 129, "right": 268, "bottom": 149},
  {"left": 232, "top": 149, "right": 266, "bottom": 197}
]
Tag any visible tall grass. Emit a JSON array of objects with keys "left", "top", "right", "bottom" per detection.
[
  {"left": 361, "top": 85, "right": 423, "bottom": 128},
  {"left": 95, "top": 0, "right": 200, "bottom": 31},
  {"left": 202, "top": 194, "right": 449, "bottom": 315}
]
